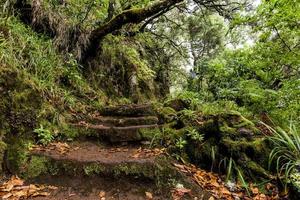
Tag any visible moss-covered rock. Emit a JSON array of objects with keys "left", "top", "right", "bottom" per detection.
[
  {"left": 165, "top": 99, "right": 189, "bottom": 111},
  {"left": 0, "top": 68, "right": 40, "bottom": 174},
  {"left": 25, "top": 156, "right": 49, "bottom": 179},
  {"left": 5, "top": 138, "right": 32, "bottom": 177},
  {"left": 0, "top": 68, "right": 40, "bottom": 136},
  {"left": 175, "top": 111, "right": 272, "bottom": 181},
  {"left": 0, "top": 67, "right": 81, "bottom": 174}
]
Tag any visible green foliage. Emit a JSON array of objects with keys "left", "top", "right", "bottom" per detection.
[
  {"left": 175, "top": 137, "right": 187, "bottom": 150},
  {"left": 267, "top": 123, "right": 300, "bottom": 186},
  {"left": 42, "top": 0, "right": 109, "bottom": 27},
  {"left": 223, "top": 157, "right": 250, "bottom": 196},
  {"left": 88, "top": 34, "right": 159, "bottom": 100},
  {"left": 179, "top": 109, "right": 197, "bottom": 122},
  {"left": 167, "top": 91, "right": 202, "bottom": 110},
  {"left": 34, "top": 125, "right": 54, "bottom": 145},
  {"left": 25, "top": 156, "right": 48, "bottom": 179},
  {"left": 0, "top": 15, "right": 107, "bottom": 143},
  {"left": 0, "top": 0, "right": 299, "bottom": 191},
  {"left": 186, "top": 128, "right": 203, "bottom": 142},
  {"left": 6, "top": 139, "right": 32, "bottom": 174},
  {"left": 200, "top": 101, "right": 241, "bottom": 115},
  {"left": 0, "top": 16, "right": 103, "bottom": 105},
  {"left": 83, "top": 164, "right": 105, "bottom": 176},
  {"left": 184, "top": 0, "right": 300, "bottom": 128}
]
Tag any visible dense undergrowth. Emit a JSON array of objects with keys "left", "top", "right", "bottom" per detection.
[
  {"left": 0, "top": 16, "right": 106, "bottom": 121},
  {"left": 0, "top": 15, "right": 109, "bottom": 174}
]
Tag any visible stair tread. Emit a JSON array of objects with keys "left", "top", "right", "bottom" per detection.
[
  {"left": 72, "top": 122, "right": 160, "bottom": 142},
  {"left": 89, "top": 115, "right": 158, "bottom": 120},
  {"left": 73, "top": 122, "right": 159, "bottom": 130},
  {"left": 100, "top": 104, "right": 155, "bottom": 116},
  {"left": 84, "top": 115, "right": 159, "bottom": 126},
  {"left": 30, "top": 175, "right": 172, "bottom": 200},
  {"left": 27, "top": 142, "right": 211, "bottom": 199},
  {"left": 30, "top": 142, "right": 163, "bottom": 165}
]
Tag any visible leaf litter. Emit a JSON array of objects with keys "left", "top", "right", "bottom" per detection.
[
  {"left": 30, "top": 142, "right": 75, "bottom": 154},
  {"left": 0, "top": 176, "right": 58, "bottom": 199},
  {"left": 131, "top": 147, "right": 165, "bottom": 158},
  {"left": 174, "top": 163, "right": 282, "bottom": 200}
]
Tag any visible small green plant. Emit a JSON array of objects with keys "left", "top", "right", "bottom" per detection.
[
  {"left": 225, "top": 157, "right": 234, "bottom": 182},
  {"left": 179, "top": 109, "right": 197, "bottom": 121},
  {"left": 221, "top": 157, "right": 250, "bottom": 196},
  {"left": 210, "top": 146, "right": 216, "bottom": 171},
  {"left": 175, "top": 137, "right": 187, "bottom": 150},
  {"left": 34, "top": 125, "right": 54, "bottom": 145},
  {"left": 236, "top": 167, "right": 250, "bottom": 196},
  {"left": 267, "top": 122, "right": 300, "bottom": 187},
  {"left": 187, "top": 128, "right": 204, "bottom": 142}
]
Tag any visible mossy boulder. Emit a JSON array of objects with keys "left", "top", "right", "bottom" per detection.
[
  {"left": 165, "top": 99, "right": 189, "bottom": 111},
  {"left": 0, "top": 68, "right": 42, "bottom": 174},
  {"left": 0, "top": 67, "right": 78, "bottom": 174},
  {"left": 183, "top": 111, "right": 272, "bottom": 181},
  {"left": 5, "top": 138, "right": 33, "bottom": 175},
  {"left": 0, "top": 67, "right": 42, "bottom": 136}
]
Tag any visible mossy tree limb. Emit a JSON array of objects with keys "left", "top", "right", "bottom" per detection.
[{"left": 84, "top": 0, "right": 183, "bottom": 60}]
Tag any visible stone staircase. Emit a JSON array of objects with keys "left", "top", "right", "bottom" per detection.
[
  {"left": 24, "top": 104, "right": 211, "bottom": 199},
  {"left": 73, "top": 104, "right": 160, "bottom": 142}
]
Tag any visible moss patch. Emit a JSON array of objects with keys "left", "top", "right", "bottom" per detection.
[{"left": 25, "top": 156, "right": 49, "bottom": 179}]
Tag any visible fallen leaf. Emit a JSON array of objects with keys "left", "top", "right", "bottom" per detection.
[
  {"left": 0, "top": 176, "right": 55, "bottom": 199},
  {"left": 145, "top": 191, "right": 153, "bottom": 199},
  {"left": 172, "top": 163, "right": 280, "bottom": 200},
  {"left": 99, "top": 190, "right": 106, "bottom": 200},
  {"left": 171, "top": 186, "right": 192, "bottom": 200},
  {"left": 0, "top": 184, "right": 14, "bottom": 192},
  {"left": 2, "top": 192, "right": 12, "bottom": 199},
  {"left": 251, "top": 187, "right": 259, "bottom": 195},
  {"left": 11, "top": 190, "right": 27, "bottom": 198},
  {"left": 220, "top": 187, "right": 231, "bottom": 196},
  {"left": 31, "top": 191, "right": 51, "bottom": 197}
]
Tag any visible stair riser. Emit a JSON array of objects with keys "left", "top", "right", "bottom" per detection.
[
  {"left": 22, "top": 154, "right": 175, "bottom": 184},
  {"left": 87, "top": 116, "right": 159, "bottom": 127},
  {"left": 100, "top": 105, "right": 155, "bottom": 117},
  {"left": 76, "top": 126, "right": 160, "bottom": 142}
]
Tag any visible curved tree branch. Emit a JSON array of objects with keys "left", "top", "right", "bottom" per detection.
[{"left": 83, "top": 0, "right": 184, "bottom": 61}]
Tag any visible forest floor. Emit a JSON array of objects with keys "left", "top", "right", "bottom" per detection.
[{"left": 0, "top": 104, "right": 283, "bottom": 199}]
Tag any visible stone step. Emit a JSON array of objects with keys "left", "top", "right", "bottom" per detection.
[
  {"left": 85, "top": 116, "right": 159, "bottom": 127},
  {"left": 29, "top": 142, "right": 162, "bottom": 170},
  {"left": 23, "top": 142, "right": 209, "bottom": 199},
  {"left": 29, "top": 175, "right": 172, "bottom": 200},
  {"left": 100, "top": 104, "right": 155, "bottom": 117},
  {"left": 73, "top": 123, "right": 160, "bottom": 142},
  {"left": 27, "top": 142, "right": 162, "bottom": 180}
]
